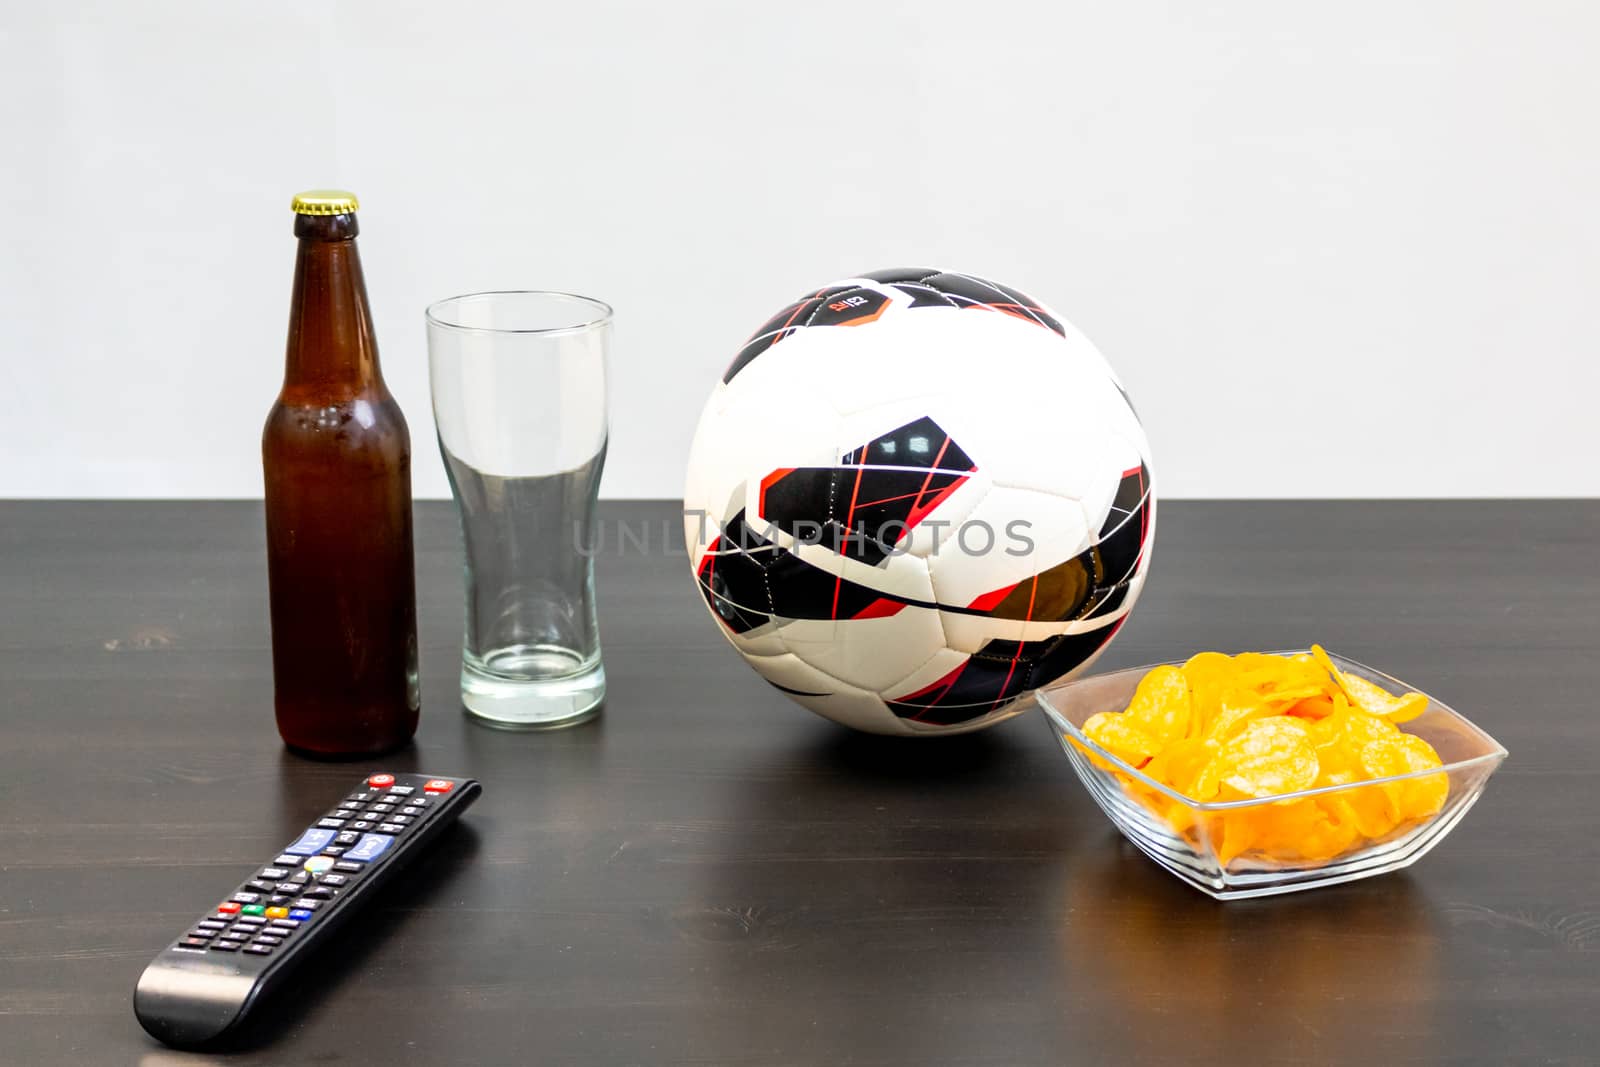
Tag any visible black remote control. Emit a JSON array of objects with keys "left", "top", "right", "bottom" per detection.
[{"left": 134, "top": 771, "right": 481, "bottom": 1048}]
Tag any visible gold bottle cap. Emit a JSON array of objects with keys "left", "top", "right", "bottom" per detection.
[{"left": 291, "top": 189, "right": 360, "bottom": 216}]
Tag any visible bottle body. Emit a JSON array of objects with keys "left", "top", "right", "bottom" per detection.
[{"left": 264, "top": 198, "right": 419, "bottom": 756}]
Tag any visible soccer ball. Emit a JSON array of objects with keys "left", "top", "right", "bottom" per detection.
[{"left": 683, "top": 268, "right": 1155, "bottom": 736}]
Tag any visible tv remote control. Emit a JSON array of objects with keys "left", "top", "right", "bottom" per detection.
[{"left": 134, "top": 771, "right": 481, "bottom": 1048}]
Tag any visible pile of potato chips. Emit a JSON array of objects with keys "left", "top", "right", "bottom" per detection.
[{"left": 1080, "top": 647, "right": 1450, "bottom": 867}]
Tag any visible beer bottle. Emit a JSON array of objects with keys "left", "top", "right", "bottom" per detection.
[{"left": 263, "top": 190, "right": 420, "bottom": 756}]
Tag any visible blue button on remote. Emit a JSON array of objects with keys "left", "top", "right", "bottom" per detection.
[
  {"left": 345, "top": 833, "right": 393, "bottom": 863},
  {"left": 283, "top": 828, "right": 336, "bottom": 856},
  {"left": 288, "top": 908, "right": 314, "bottom": 921}
]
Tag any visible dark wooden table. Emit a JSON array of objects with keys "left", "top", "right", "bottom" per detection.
[{"left": 2, "top": 500, "right": 1596, "bottom": 1065}]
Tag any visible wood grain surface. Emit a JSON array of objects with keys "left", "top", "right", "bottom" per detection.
[{"left": 0, "top": 500, "right": 1596, "bottom": 1065}]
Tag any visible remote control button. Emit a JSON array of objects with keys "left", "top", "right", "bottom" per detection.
[
  {"left": 300, "top": 887, "right": 333, "bottom": 900},
  {"left": 186, "top": 928, "right": 217, "bottom": 939},
  {"left": 333, "top": 810, "right": 360, "bottom": 822},
  {"left": 288, "top": 908, "right": 314, "bottom": 921},
  {"left": 241, "top": 904, "right": 267, "bottom": 916},
  {"left": 289, "top": 870, "right": 312, "bottom": 883},
  {"left": 387, "top": 785, "right": 415, "bottom": 796},
  {"left": 179, "top": 937, "right": 210, "bottom": 949},
  {"left": 273, "top": 882, "right": 301, "bottom": 894},
  {"left": 345, "top": 833, "right": 394, "bottom": 863},
  {"left": 399, "top": 806, "right": 424, "bottom": 818},
  {"left": 216, "top": 902, "right": 242, "bottom": 914},
  {"left": 377, "top": 823, "right": 405, "bottom": 834},
  {"left": 269, "top": 894, "right": 294, "bottom": 906},
  {"left": 231, "top": 893, "right": 261, "bottom": 904},
  {"left": 270, "top": 919, "right": 301, "bottom": 931},
  {"left": 423, "top": 779, "right": 454, "bottom": 793},
  {"left": 346, "top": 791, "right": 374, "bottom": 803},
  {"left": 252, "top": 934, "right": 284, "bottom": 946},
  {"left": 292, "top": 898, "right": 322, "bottom": 911},
  {"left": 210, "top": 940, "right": 241, "bottom": 952},
  {"left": 406, "top": 795, "right": 430, "bottom": 807},
  {"left": 198, "top": 918, "right": 228, "bottom": 929},
  {"left": 259, "top": 867, "right": 290, "bottom": 880},
  {"left": 349, "top": 820, "right": 374, "bottom": 832},
  {"left": 245, "top": 879, "right": 275, "bottom": 893},
  {"left": 335, "top": 831, "right": 360, "bottom": 845},
  {"left": 302, "top": 855, "right": 335, "bottom": 874},
  {"left": 244, "top": 945, "right": 273, "bottom": 955},
  {"left": 390, "top": 815, "right": 413, "bottom": 826},
  {"left": 265, "top": 907, "right": 289, "bottom": 919},
  {"left": 321, "top": 846, "right": 348, "bottom": 857},
  {"left": 319, "top": 874, "right": 349, "bottom": 888},
  {"left": 274, "top": 854, "right": 301, "bottom": 867},
  {"left": 369, "top": 802, "right": 396, "bottom": 813},
  {"left": 233, "top": 913, "right": 266, "bottom": 924},
  {"left": 284, "top": 828, "right": 337, "bottom": 856},
  {"left": 317, "top": 818, "right": 346, "bottom": 829},
  {"left": 332, "top": 860, "right": 363, "bottom": 873},
  {"left": 367, "top": 773, "right": 395, "bottom": 788}
]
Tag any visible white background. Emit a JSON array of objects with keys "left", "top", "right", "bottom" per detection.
[{"left": 3, "top": 1, "right": 1595, "bottom": 499}]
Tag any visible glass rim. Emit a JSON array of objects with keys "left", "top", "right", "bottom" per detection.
[
  {"left": 1037, "top": 649, "right": 1509, "bottom": 812},
  {"left": 425, "top": 290, "right": 614, "bottom": 338}
]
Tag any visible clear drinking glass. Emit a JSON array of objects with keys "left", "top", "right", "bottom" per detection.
[{"left": 426, "top": 291, "right": 610, "bottom": 729}]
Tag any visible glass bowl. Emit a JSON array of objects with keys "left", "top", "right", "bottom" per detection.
[{"left": 1036, "top": 651, "right": 1508, "bottom": 900}]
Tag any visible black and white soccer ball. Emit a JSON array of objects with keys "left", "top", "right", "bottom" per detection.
[{"left": 684, "top": 268, "right": 1155, "bottom": 736}]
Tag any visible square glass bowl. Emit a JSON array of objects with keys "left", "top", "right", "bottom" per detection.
[{"left": 1036, "top": 651, "right": 1507, "bottom": 899}]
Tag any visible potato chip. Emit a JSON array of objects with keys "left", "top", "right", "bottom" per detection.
[
  {"left": 1083, "top": 711, "right": 1160, "bottom": 766},
  {"left": 1158, "top": 737, "right": 1218, "bottom": 797},
  {"left": 1312, "top": 644, "right": 1428, "bottom": 722},
  {"left": 1122, "top": 664, "right": 1191, "bottom": 744},
  {"left": 1296, "top": 799, "right": 1362, "bottom": 860},
  {"left": 1332, "top": 702, "right": 1402, "bottom": 749},
  {"left": 1189, "top": 757, "right": 1224, "bottom": 803},
  {"left": 1179, "top": 652, "right": 1235, "bottom": 735},
  {"left": 1214, "top": 718, "right": 1319, "bottom": 799},
  {"left": 1359, "top": 735, "right": 1449, "bottom": 820},
  {"left": 1320, "top": 787, "right": 1399, "bottom": 840},
  {"left": 1259, "top": 685, "right": 1327, "bottom": 708},
  {"left": 1286, "top": 695, "right": 1335, "bottom": 719},
  {"left": 1313, "top": 742, "right": 1362, "bottom": 788},
  {"left": 1250, "top": 798, "right": 1327, "bottom": 858},
  {"left": 1138, "top": 746, "right": 1172, "bottom": 784},
  {"left": 1163, "top": 799, "right": 1198, "bottom": 836},
  {"left": 1211, "top": 811, "right": 1256, "bottom": 866},
  {"left": 1235, "top": 652, "right": 1327, "bottom": 694},
  {"left": 1305, "top": 713, "right": 1342, "bottom": 749},
  {"left": 1202, "top": 690, "right": 1269, "bottom": 744}
]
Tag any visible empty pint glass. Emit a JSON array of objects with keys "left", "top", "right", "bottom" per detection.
[{"left": 426, "top": 291, "right": 610, "bottom": 728}]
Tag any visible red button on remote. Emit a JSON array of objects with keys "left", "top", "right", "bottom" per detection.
[
  {"left": 423, "top": 779, "right": 453, "bottom": 793},
  {"left": 367, "top": 773, "right": 395, "bottom": 788},
  {"left": 217, "top": 902, "right": 242, "bottom": 914}
]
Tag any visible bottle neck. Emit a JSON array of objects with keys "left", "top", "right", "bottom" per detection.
[{"left": 283, "top": 213, "right": 383, "bottom": 394}]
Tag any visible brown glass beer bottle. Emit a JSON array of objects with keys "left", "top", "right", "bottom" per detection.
[{"left": 263, "top": 190, "right": 420, "bottom": 756}]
